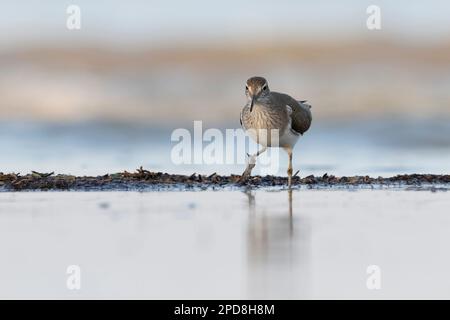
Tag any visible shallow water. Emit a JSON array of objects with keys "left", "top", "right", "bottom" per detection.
[
  {"left": 0, "top": 119, "right": 449, "bottom": 178},
  {"left": 0, "top": 189, "right": 449, "bottom": 299}
]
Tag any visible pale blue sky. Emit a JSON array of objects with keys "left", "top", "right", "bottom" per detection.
[{"left": 1, "top": 0, "right": 449, "bottom": 47}]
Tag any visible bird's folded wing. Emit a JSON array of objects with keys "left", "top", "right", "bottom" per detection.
[
  {"left": 290, "top": 100, "right": 312, "bottom": 135},
  {"left": 271, "top": 91, "right": 312, "bottom": 135}
]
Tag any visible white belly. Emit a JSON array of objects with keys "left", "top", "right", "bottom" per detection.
[
  {"left": 246, "top": 127, "right": 299, "bottom": 148},
  {"left": 279, "top": 128, "right": 300, "bottom": 148},
  {"left": 246, "top": 128, "right": 271, "bottom": 147}
]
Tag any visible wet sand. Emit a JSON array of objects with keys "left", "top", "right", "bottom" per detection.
[{"left": 0, "top": 189, "right": 449, "bottom": 299}]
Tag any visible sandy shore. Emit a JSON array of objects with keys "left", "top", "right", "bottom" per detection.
[{"left": 2, "top": 40, "right": 450, "bottom": 123}]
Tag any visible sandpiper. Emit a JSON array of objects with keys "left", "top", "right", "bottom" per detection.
[{"left": 239, "top": 76, "right": 312, "bottom": 187}]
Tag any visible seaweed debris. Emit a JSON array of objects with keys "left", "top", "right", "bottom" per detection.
[{"left": 0, "top": 168, "right": 449, "bottom": 191}]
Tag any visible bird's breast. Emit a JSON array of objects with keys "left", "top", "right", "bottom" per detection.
[
  {"left": 241, "top": 104, "right": 290, "bottom": 146},
  {"left": 242, "top": 104, "right": 287, "bottom": 129}
]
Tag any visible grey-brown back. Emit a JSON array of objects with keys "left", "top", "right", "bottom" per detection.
[{"left": 271, "top": 92, "right": 312, "bottom": 135}]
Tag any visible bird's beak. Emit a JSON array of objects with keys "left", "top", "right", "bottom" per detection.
[{"left": 250, "top": 96, "right": 256, "bottom": 112}]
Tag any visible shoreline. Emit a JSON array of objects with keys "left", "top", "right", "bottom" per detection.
[{"left": 0, "top": 168, "right": 449, "bottom": 192}]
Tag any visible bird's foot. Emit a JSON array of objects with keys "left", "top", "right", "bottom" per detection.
[
  {"left": 238, "top": 163, "right": 256, "bottom": 184},
  {"left": 238, "top": 153, "right": 257, "bottom": 183}
]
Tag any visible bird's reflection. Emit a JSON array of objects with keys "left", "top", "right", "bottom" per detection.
[
  {"left": 244, "top": 188, "right": 311, "bottom": 299},
  {"left": 288, "top": 189, "right": 293, "bottom": 234}
]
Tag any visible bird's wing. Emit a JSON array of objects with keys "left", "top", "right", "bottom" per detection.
[
  {"left": 290, "top": 100, "right": 312, "bottom": 135},
  {"left": 272, "top": 92, "right": 312, "bottom": 135}
]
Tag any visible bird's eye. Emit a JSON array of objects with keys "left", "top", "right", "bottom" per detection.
[
  {"left": 262, "top": 85, "right": 267, "bottom": 91},
  {"left": 245, "top": 85, "right": 249, "bottom": 91}
]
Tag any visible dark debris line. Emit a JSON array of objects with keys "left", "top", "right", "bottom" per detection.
[{"left": 0, "top": 168, "right": 449, "bottom": 191}]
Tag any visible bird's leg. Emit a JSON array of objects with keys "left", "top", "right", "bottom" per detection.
[
  {"left": 286, "top": 147, "right": 293, "bottom": 189},
  {"left": 239, "top": 146, "right": 267, "bottom": 182}
]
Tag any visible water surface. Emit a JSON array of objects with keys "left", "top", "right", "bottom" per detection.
[
  {"left": 0, "top": 189, "right": 449, "bottom": 299},
  {"left": 1, "top": 119, "right": 449, "bottom": 177}
]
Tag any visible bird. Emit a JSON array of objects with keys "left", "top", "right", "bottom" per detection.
[{"left": 239, "top": 76, "right": 312, "bottom": 188}]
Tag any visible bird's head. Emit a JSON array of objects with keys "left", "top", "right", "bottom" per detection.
[{"left": 245, "top": 76, "right": 270, "bottom": 112}]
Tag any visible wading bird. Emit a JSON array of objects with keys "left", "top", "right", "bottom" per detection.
[{"left": 240, "top": 76, "right": 312, "bottom": 188}]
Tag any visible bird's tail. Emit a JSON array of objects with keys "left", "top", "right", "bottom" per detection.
[{"left": 298, "top": 100, "right": 312, "bottom": 109}]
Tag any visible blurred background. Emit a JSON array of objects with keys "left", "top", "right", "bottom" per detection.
[{"left": 1, "top": 0, "right": 449, "bottom": 176}]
